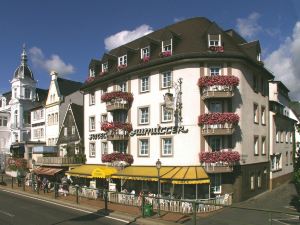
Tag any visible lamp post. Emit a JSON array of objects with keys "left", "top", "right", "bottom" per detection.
[{"left": 156, "top": 158, "right": 162, "bottom": 217}]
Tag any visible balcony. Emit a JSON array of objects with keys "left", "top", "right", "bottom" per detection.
[
  {"left": 199, "top": 151, "right": 240, "bottom": 173},
  {"left": 198, "top": 75, "right": 239, "bottom": 100},
  {"left": 35, "top": 157, "right": 84, "bottom": 166},
  {"left": 198, "top": 113, "right": 239, "bottom": 136},
  {"left": 101, "top": 121, "right": 132, "bottom": 141},
  {"left": 101, "top": 91, "right": 133, "bottom": 112}
]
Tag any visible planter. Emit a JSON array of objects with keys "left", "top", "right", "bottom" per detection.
[{"left": 198, "top": 75, "right": 239, "bottom": 88}]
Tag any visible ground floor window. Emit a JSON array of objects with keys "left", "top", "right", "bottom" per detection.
[
  {"left": 250, "top": 174, "right": 255, "bottom": 190},
  {"left": 210, "top": 174, "right": 222, "bottom": 194},
  {"left": 271, "top": 154, "right": 281, "bottom": 171}
]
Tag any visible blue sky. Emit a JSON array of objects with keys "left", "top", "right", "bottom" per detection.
[{"left": 0, "top": 0, "right": 300, "bottom": 99}]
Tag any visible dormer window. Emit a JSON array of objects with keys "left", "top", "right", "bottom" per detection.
[
  {"left": 210, "top": 66, "right": 220, "bottom": 76},
  {"left": 257, "top": 53, "right": 261, "bottom": 62},
  {"left": 141, "top": 46, "right": 150, "bottom": 59},
  {"left": 89, "top": 69, "right": 95, "bottom": 77},
  {"left": 102, "top": 62, "right": 108, "bottom": 73},
  {"left": 162, "top": 39, "right": 172, "bottom": 53},
  {"left": 208, "top": 34, "right": 221, "bottom": 47},
  {"left": 117, "top": 81, "right": 127, "bottom": 92},
  {"left": 118, "top": 55, "right": 127, "bottom": 66}
]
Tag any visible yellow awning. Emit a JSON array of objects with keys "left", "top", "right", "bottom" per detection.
[
  {"left": 66, "top": 165, "right": 117, "bottom": 179},
  {"left": 111, "top": 166, "right": 210, "bottom": 184}
]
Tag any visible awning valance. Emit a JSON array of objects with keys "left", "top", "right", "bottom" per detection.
[
  {"left": 111, "top": 166, "right": 210, "bottom": 184},
  {"left": 66, "top": 165, "right": 117, "bottom": 179},
  {"left": 33, "top": 167, "right": 63, "bottom": 176}
]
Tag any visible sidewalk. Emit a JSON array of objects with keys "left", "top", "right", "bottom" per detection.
[{"left": 0, "top": 177, "right": 189, "bottom": 225}]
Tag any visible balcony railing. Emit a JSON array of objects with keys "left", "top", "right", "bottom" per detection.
[
  {"left": 101, "top": 91, "right": 133, "bottom": 112},
  {"left": 201, "top": 123, "right": 235, "bottom": 136},
  {"left": 201, "top": 85, "right": 234, "bottom": 100},
  {"left": 202, "top": 162, "right": 234, "bottom": 173},
  {"left": 35, "top": 157, "right": 84, "bottom": 166},
  {"left": 101, "top": 122, "right": 132, "bottom": 141}
]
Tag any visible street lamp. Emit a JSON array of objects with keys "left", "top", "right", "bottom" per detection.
[{"left": 156, "top": 158, "right": 162, "bottom": 216}]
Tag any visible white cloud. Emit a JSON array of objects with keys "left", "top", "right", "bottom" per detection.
[
  {"left": 265, "top": 21, "right": 300, "bottom": 100},
  {"left": 174, "top": 17, "right": 185, "bottom": 23},
  {"left": 29, "top": 47, "right": 75, "bottom": 76},
  {"left": 236, "top": 12, "right": 262, "bottom": 39},
  {"left": 104, "top": 24, "right": 153, "bottom": 51}
]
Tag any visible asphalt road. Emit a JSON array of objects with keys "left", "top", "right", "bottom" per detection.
[{"left": 0, "top": 189, "right": 136, "bottom": 225}]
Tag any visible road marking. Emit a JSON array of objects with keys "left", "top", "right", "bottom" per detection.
[
  {"left": 0, "top": 209, "right": 14, "bottom": 217},
  {"left": 1, "top": 189, "right": 130, "bottom": 224}
]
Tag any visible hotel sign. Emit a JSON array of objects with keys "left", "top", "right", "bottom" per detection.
[{"left": 89, "top": 125, "right": 189, "bottom": 140}]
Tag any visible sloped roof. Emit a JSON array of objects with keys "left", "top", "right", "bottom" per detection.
[
  {"left": 56, "top": 77, "right": 82, "bottom": 96},
  {"left": 70, "top": 103, "right": 84, "bottom": 138}
]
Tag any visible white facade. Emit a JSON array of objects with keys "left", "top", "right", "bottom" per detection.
[{"left": 30, "top": 107, "right": 46, "bottom": 142}]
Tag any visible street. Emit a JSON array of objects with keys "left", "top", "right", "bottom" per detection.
[{"left": 0, "top": 189, "right": 136, "bottom": 225}]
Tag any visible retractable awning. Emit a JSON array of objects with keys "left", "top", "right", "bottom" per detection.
[
  {"left": 33, "top": 167, "right": 63, "bottom": 176},
  {"left": 66, "top": 165, "right": 117, "bottom": 179},
  {"left": 111, "top": 166, "right": 210, "bottom": 184}
]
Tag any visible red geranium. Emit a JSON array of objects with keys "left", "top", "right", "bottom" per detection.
[
  {"left": 117, "top": 64, "right": 127, "bottom": 71},
  {"left": 101, "top": 121, "right": 133, "bottom": 133},
  {"left": 102, "top": 152, "right": 134, "bottom": 164},
  {"left": 199, "top": 150, "right": 240, "bottom": 164},
  {"left": 101, "top": 91, "right": 134, "bottom": 103},
  {"left": 159, "top": 51, "right": 172, "bottom": 58},
  {"left": 198, "top": 75, "right": 239, "bottom": 88},
  {"left": 141, "top": 56, "right": 150, "bottom": 63},
  {"left": 198, "top": 113, "right": 239, "bottom": 126}
]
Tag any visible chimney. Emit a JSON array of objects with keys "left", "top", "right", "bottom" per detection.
[{"left": 50, "top": 71, "right": 58, "bottom": 81}]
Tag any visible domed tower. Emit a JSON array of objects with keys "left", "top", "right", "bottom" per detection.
[{"left": 10, "top": 45, "right": 37, "bottom": 143}]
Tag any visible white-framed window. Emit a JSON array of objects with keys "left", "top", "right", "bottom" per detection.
[
  {"left": 89, "top": 142, "right": 96, "bottom": 157},
  {"left": 271, "top": 154, "right": 281, "bottom": 171},
  {"left": 118, "top": 55, "right": 127, "bottom": 66},
  {"left": 281, "top": 131, "right": 284, "bottom": 143},
  {"left": 290, "top": 132, "right": 293, "bottom": 143},
  {"left": 140, "top": 76, "right": 149, "bottom": 93},
  {"left": 276, "top": 130, "right": 280, "bottom": 143},
  {"left": 254, "top": 103, "right": 259, "bottom": 123},
  {"left": 139, "top": 139, "right": 149, "bottom": 156},
  {"left": 101, "top": 114, "right": 107, "bottom": 123},
  {"left": 162, "top": 39, "right": 172, "bottom": 53},
  {"left": 139, "top": 107, "right": 149, "bottom": 124},
  {"left": 64, "top": 127, "right": 68, "bottom": 136},
  {"left": 161, "top": 105, "right": 173, "bottom": 123},
  {"left": 141, "top": 46, "right": 150, "bottom": 59},
  {"left": 208, "top": 34, "right": 221, "bottom": 47},
  {"left": 257, "top": 172, "right": 261, "bottom": 188},
  {"left": 89, "top": 69, "right": 95, "bottom": 77},
  {"left": 0, "top": 116, "right": 8, "bottom": 127},
  {"left": 250, "top": 174, "right": 255, "bottom": 190},
  {"left": 102, "top": 62, "right": 108, "bottom": 72},
  {"left": 285, "top": 132, "right": 289, "bottom": 143},
  {"left": 162, "top": 137, "right": 173, "bottom": 156},
  {"left": 211, "top": 174, "right": 222, "bottom": 194},
  {"left": 101, "top": 142, "right": 108, "bottom": 155},
  {"left": 25, "top": 88, "right": 31, "bottom": 99},
  {"left": 261, "top": 106, "right": 266, "bottom": 125},
  {"left": 161, "top": 71, "right": 172, "bottom": 89},
  {"left": 117, "top": 81, "right": 127, "bottom": 92},
  {"left": 113, "top": 141, "right": 127, "bottom": 153},
  {"left": 209, "top": 67, "right": 220, "bottom": 76},
  {"left": 72, "top": 126, "right": 75, "bottom": 135},
  {"left": 254, "top": 136, "right": 259, "bottom": 155},
  {"left": 75, "top": 143, "right": 79, "bottom": 155},
  {"left": 261, "top": 136, "right": 266, "bottom": 155},
  {"left": 89, "top": 116, "right": 95, "bottom": 131},
  {"left": 89, "top": 92, "right": 95, "bottom": 105},
  {"left": 209, "top": 136, "right": 222, "bottom": 151}
]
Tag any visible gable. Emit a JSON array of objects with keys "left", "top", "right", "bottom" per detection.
[{"left": 45, "top": 80, "right": 61, "bottom": 105}]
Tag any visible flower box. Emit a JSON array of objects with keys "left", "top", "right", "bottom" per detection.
[
  {"left": 198, "top": 75, "right": 239, "bottom": 88},
  {"left": 117, "top": 64, "right": 127, "bottom": 71},
  {"left": 199, "top": 150, "right": 240, "bottom": 164},
  {"left": 159, "top": 51, "right": 172, "bottom": 58},
  {"left": 85, "top": 76, "right": 95, "bottom": 84},
  {"left": 102, "top": 152, "right": 134, "bottom": 164},
  {"left": 141, "top": 56, "right": 150, "bottom": 63},
  {"left": 100, "top": 71, "right": 107, "bottom": 76},
  {"left": 198, "top": 113, "right": 239, "bottom": 126},
  {"left": 101, "top": 121, "right": 133, "bottom": 133},
  {"left": 101, "top": 91, "right": 134, "bottom": 103}
]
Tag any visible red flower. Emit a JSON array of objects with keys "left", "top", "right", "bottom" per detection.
[
  {"left": 101, "top": 91, "right": 134, "bottom": 103},
  {"left": 101, "top": 121, "right": 133, "bottom": 133},
  {"left": 85, "top": 76, "right": 95, "bottom": 84},
  {"left": 199, "top": 150, "right": 240, "bottom": 164},
  {"left": 117, "top": 64, "right": 127, "bottom": 71},
  {"left": 102, "top": 152, "right": 134, "bottom": 164},
  {"left": 198, "top": 75, "right": 239, "bottom": 88},
  {"left": 198, "top": 113, "right": 239, "bottom": 126},
  {"left": 100, "top": 71, "right": 107, "bottom": 76},
  {"left": 159, "top": 51, "right": 172, "bottom": 58},
  {"left": 141, "top": 56, "right": 150, "bottom": 63}
]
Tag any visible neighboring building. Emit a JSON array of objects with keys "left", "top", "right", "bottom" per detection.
[
  {"left": 80, "top": 17, "right": 274, "bottom": 202},
  {"left": 269, "top": 81, "right": 296, "bottom": 189},
  {"left": 289, "top": 101, "right": 300, "bottom": 152}
]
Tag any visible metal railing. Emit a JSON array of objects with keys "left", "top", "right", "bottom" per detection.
[{"left": 36, "top": 157, "right": 84, "bottom": 165}]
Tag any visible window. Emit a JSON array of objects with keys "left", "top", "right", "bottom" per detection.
[
  {"left": 0, "top": 117, "right": 7, "bottom": 127},
  {"left": 139, "top": 139, "right": 149, "bottom": 156},
  {"left": 254, "top": 103, "right": 259, "bottom": 123},
  {"left": 89, "top": 69, "right": 95, "bottom": 77},
  {"left": 161, "top": 105, "right": 173, "bottom": 123},
  {"left": 89, "top": 142, "right": 96, "bottom": 157},
  {"left": 102, "top": 62, "right": 108, "bottom": 72},
  {"left": 14, "top": 88, "right": 17, "bottom": 98},
  {"left": 162, "top": 39, "right": 172, "bottom": 53},
  {"left": 117, "top": 81, "right": 127, "bottom": 92},
  {"left": 72, "top": 126, "right": 75, "bottom": 135},
  {"left": 118, "top": 55, "right": 127, "bottom": 66},
  {"left": 161, "top": 71, "right": 172, "bottom": 89},
  {"left": 286, "top": 151, "right": 289, "bottom": 166},
  {"left": 89, "top": 92, "right": 95, "bottom": 105},
  {"left": 101, "top": 142, "right": 108, "bottom": 155},
  {"left": 281, "top": 131, "right": 284, "bottom": 143},
  {"left": 209, "top": 136, "right": 222, "bottom": 151},
  {"left": 208, "top": 34, "right": 221, "bottom": 47},
  {"left": 276, "top": 131, "right": 280, "bottom": 143},
  {"left": 139, "top": 107, "right": 149, "bottom": 124},
  {"left": 64, "top": 127, "right": 68, "bottom": 136},
  {"left": 101, "top": 114, "right": 107, "bottom": 123},
  {"left": 290, "top": 151, "right": 293, "bottom": 165},
  {"left": 140, "top": 76, "right": 149, "bottom": 93},
  {"left": 271, "top": 154, "right": 281, "bottom": 171},
  {"left": 253, "top": 75, "right": 258, "bottom": 92},
  {"left": 54, "top": 113, "right": 58, "bottom": 124},
  {"left": 113, "top": 141, "right": 127, "bottom": 153},
  {"left": 210, "top": 67, "right": 220, "bottom": 76},
  {"left": 75, "top": 143, "right": 79, "bottom": 155},
  {"left": 162, "top": 138, "right": 173, "bottom": 156},
  {"left": 257, "top": 173, "right": 261, "bottom": 188},
  {"left": 113, "top": 111, "right": 127, "bottom": 123},
  {"left": 89, "top": 116, "right": 95, "bottom": 131},
  {"left": 286, "top": 132, "right": 289, "bottom": 143},
  {"left": 290, "top": 132, "right": 293, "bottom": 144},
  {"left": 261, "top": 136, "right": 266, "bottom": 155},
  {"left": 25, "top": 88, "right": 30, "bottom": 99},
  {"left": 254, "top": 136, "right": 259, "bottom": 155},
  {"left": 250, "top": 174, "right": 255, "bottom": 190},
  {"left": 261, "top": 106, "right": 266, "bottom": 125},
  {"left": 141, "top": 46, "right": 150, "bottom": 59},
  {"left": 210, "top": 101, "right": 222, "bottom": 113},
  {"left": 211, "top": 174, "right": 222, "bottom": 194}
]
